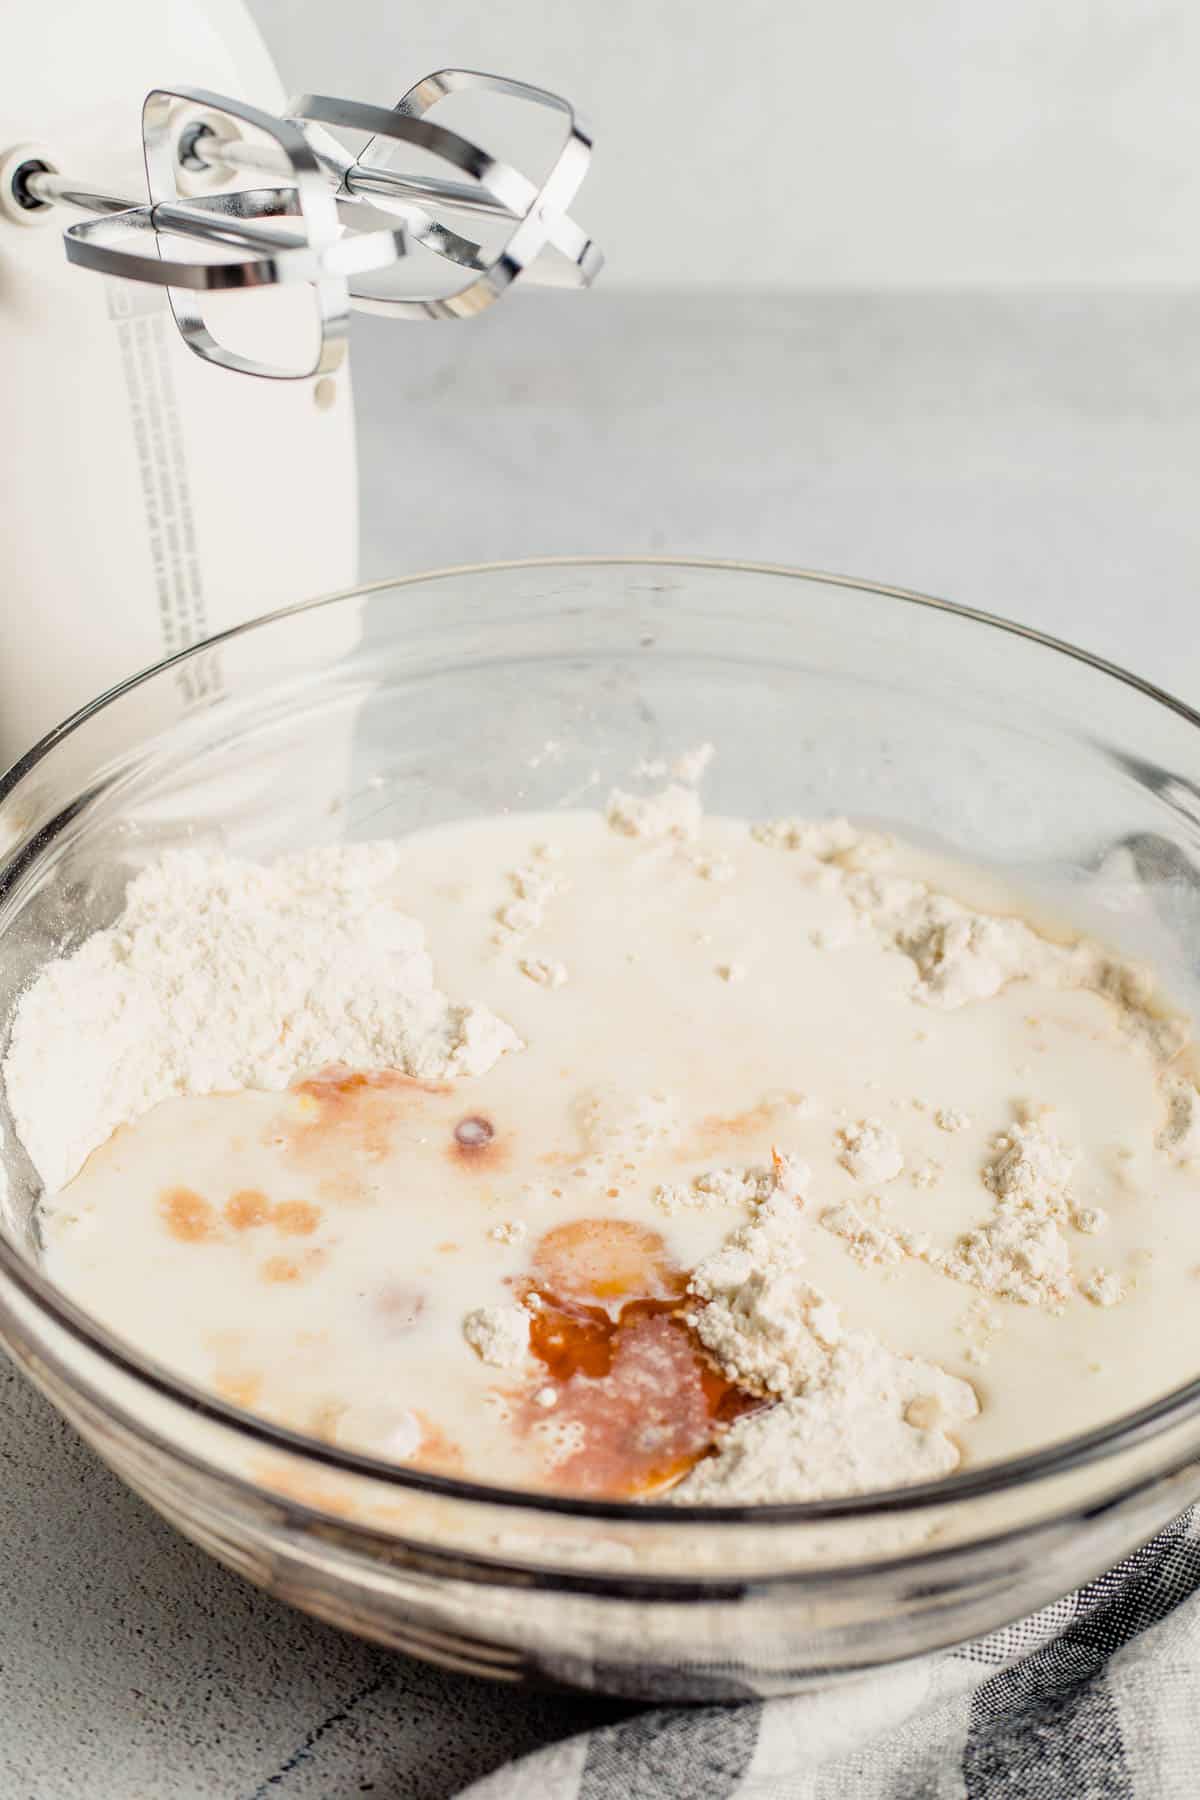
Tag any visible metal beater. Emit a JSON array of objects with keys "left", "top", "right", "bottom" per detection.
[{"left": 3, "top": 69, "right": 600, "bottom": 379}]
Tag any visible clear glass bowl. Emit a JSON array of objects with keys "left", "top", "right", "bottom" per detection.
[{"left": 2, "top": 557, "right": 1200, "bottom": 1702}]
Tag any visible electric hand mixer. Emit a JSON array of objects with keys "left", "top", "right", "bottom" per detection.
[{"left": 0, "top": 0, "right": 600, "bottom": 768}]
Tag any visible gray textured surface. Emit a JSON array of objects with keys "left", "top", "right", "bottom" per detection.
[
  {"left": 356, "top": 290, "right": 1200, "bottom": 699},
  {"left": 2, "top": 290, "right": 1198, "bottom": 1797}
]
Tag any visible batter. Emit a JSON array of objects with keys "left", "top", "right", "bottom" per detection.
[{"left": 13, "top": 771, "right": 1200, "bottom": 1503}]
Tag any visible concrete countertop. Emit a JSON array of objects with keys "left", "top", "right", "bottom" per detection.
[
  {"left": 2, "top": 290, "right": 1196, "bottom": 1798},
  {"left": 356, "top": 290, "right": 1199, "bottom": 699}
]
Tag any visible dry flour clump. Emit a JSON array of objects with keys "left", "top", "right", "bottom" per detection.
[
  {"left": 519, "top": 955, "right": 569, "bottom": 989},
  {"left": 631, "top": 744, "right": 715, "bottom": 787},
  {"left": 680, "top": 1187, "right": 977, "bottom": 1502},
  {"left": 496, "top": 857, "right": 569, "bottom": 941},
  {"left": 933, "top": 1116, "right": 1101, "bottom": 1310},
  {"left": 842, "top": 877, "right": 1070, "bottom": 1009},
  {"left": 821, "top": 1202, "right": 906, "bottom": 1268},
  {"left": 896, "top": 899, "right": 1057, "bottom": 1009},
  {"left": 675, "top": 1334, "right": 977, "bottom": 1504},
  {"left": 690, "top": 852, "right": 736, "bottom": 883},
  {"left": 654, "top": 1154, "right": 809, "bottom": 1217},
  {"left": 1158, "top": 1077, "right": 1200, "bottom": 1163},
  {"left": 751, "top": 816, "right": 890, "bottom": 867},
  {"left": 672, "top": 743, "right": 715, "bottom": 785},
  {"left": 749, "top": 817, "right": 1187, "bottom": 1064},
  {"left": 816, "top": 1109, "right": 1115, "bottom": 1313},
  {"left": 1081, "top": 1269, "right": 1124, "bottom": 1308},
  {"left": 5, "top": 845, "right": 522, "bottom": 1195},
  {"left": 463, "top": 1304, "right": 531, "bottom": 1368},
  {"left": 984, "top": 1118, "right": 1076, "bottom": 1218},
  {"left": 945, "top": 1210, "right": 1075, "bottom": 1311},
  {"left": 935, "top": 1107, "right": 972, "bottom": 1134},
  {"left": 687, "top": 1191, "right": 838, "bottom": 1395},
  {"left": 843, "top": 865, "right": 1189, "bottom": 1048},
  {"left": 836, "top": 1119, "right": 904, "bottom": 1184},
  {"left": 606, "top": 784, "right": 702, "bottom": 842}
]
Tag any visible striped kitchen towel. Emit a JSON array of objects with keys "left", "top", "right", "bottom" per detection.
[{"left": 459, "top": 1509, "right": 1200, "bottom": 1798}]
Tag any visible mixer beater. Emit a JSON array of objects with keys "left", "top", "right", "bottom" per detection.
[{"left": 2, "top": 70, "right": 600, "bottom": 379}]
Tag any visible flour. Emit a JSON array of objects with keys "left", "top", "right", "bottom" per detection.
[
  {"left": 463, "top": 1304, "right": 531, "bottom": 1367},
  {"left": 630, "top": 744, "right": 715, "bottom": 786},
  {"left": 756, "top": 820, "right": 1197, "bottom": 1131},
  {"left": 879, "top": 887, "right": 1065, "bottom": 1008},
  {"left": 496, "top": 859, "right": 569, "bottom": 941},
  {"left": 944, "top": 1208, "right": 1075, "bottom": 1310},
  {"left": 1081, "top": 1269, "right": 1124, "bottom": 1308},
  {"left": 655, "top": 1166, "right": 773, "bottom": 1216},
  {"left": 984, "top": 1117, "right": 1077, "bottom": 1219},
  {"left": 4, "top": 845, "right": 522, "bottom": 1194},
  {"left": 675, "top": 1334, "right": 977, "bottom": 1504},
  {"left": 750, "top": 816, "right": 879, "bottom": 861},
  {"left": 671, "top": 743, "right": 715, "bottom": 785},
  {"left": 654, "top": 1155, "right": 808, "bottom": 1217},
  {"left": 936, "top": 1116, "right": 1080, "bottom": 1307},
  {"left": 846, "top": 870, "right": 1189, "bottom": 1048},
  {"left": 836, "top": 1119, "right": 904, "bottom": 1184},
  {"left": 1075, "top": 1206, "right": 1107, "bottom": 1235},
  {"left": 820, "top": 1201, "right": 906, "bottom": 1268},
  {"left": 690, "top": 851, "right": 735, "bottom": 883},
  {"left": 687, "top": 1202, "right": 839, "bottom": 1395},
  {"left": 678, "top": 1181, "right": 977, "bottom": 1502},
  {"left": 1158, "top": 1077, "right": 1200, "bottom": 1163},
  {"left": 605, "top": 784, "right": 702, "bottom": 841},
  {"left": 519, "top": 955, "right": 569, "bottom": 988},
  {"left": 815, "top": 1111, "right": 1113, "bottom": 1310}
]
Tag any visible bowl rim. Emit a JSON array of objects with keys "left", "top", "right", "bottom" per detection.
[{"left": 5, "top": 552, "right": 1200, "bottom": 1532}]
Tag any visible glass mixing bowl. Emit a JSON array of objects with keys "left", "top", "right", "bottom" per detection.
[{"left": 2, "top": 557, "right": 1200, "bottom": 1702}]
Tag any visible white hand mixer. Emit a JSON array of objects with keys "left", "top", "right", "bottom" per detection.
[{"left": 0, "top": 0, "right": 600, "bottom": 766}]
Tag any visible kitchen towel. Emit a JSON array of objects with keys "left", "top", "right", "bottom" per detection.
[{"left": 459, "top": 1507, "right": 1200, "bottom": 1798}]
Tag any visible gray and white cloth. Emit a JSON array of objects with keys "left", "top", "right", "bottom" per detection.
[{"left": 460, "top": 1510, "right": 1200, "bottom": 1799}]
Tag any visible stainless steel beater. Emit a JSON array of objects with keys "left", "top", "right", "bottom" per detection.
[{"left": 5, "top": 68, "right": 601, "bottom": 379}]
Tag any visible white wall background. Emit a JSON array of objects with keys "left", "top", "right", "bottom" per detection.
[{"left": 246, "top": 0, "right": 1199, "bottom": 286}]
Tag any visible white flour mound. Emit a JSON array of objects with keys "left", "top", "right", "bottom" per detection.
[{"left": 5, "top": 845, "right": 522, "bottom": 1194}]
